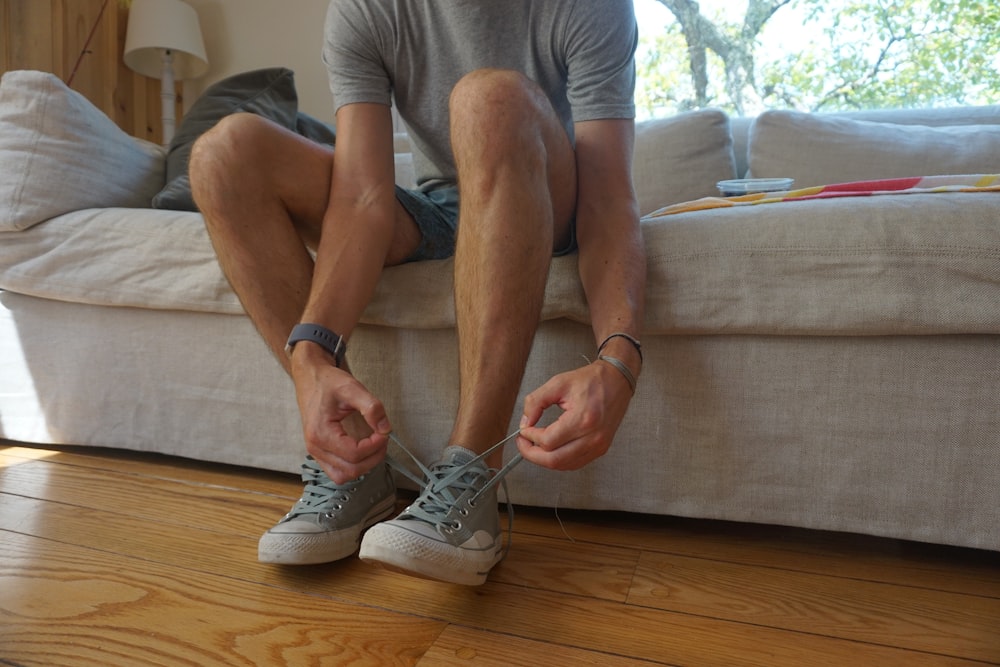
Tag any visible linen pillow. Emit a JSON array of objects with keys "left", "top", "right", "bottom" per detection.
[
  {"left": 748, "top": 110, "right": 1000, "bottom": 187},
  {"left": 153, "top": 67, "right": 335, "bottom": 211},
  {"left": 633, "top": 109, "right": 736, "bottom": 215},
  {"left": 0, "top": 70, "right": 166, "bottom": 232}
]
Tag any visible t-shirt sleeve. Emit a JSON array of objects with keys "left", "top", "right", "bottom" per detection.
[
  {"left": 323, "top": 0, "right": 393, "bottom": 113},
  {"left": 563, "top": 0, "right": 638, "bottom": 122}
]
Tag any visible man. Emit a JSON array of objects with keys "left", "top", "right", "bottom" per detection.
[{"left": 188, "top": 0, "right": 645, "bottom": 586}]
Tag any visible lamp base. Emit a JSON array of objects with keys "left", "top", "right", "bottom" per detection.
[{"left": 160, "top": 49, "right": 176, "bottom": 146}]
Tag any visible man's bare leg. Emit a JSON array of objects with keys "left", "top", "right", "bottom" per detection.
[
  {"left": 190, "top": 113, "right": 422, "bottom": 453},
  {"left": 190, "top": 112, "right": 419, "bottom": 370},
  {"left": 191, "top": 114, "right": 428, "bottom": 565},
  {"left": 190, "top": 113, "right": 331, "bottom": 368},
  {"left": 356, "top": 70, "right": 578, "bottom": 584},
  {"left": 447, "top": 70, "right": 578, "bottom": 466}
]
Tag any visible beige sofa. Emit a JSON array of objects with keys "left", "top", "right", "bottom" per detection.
[{"left": 3, "top": 70, "right": 999, "bottom": 551}]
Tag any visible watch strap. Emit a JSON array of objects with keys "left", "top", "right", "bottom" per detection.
[{"left": 284, "top": 323, "right": 346, "bottom": 367}]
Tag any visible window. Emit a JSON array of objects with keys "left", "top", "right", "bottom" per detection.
[{"left": 634, "top": 0, "right": 1000, "bottom": 119}]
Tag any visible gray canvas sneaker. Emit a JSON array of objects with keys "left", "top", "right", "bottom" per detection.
[
  {"left": 359, "top": 445, "right": 517, "bottom": 585},
  {"left": 258, "top": 456, "right": 397, "bottom": 565}
]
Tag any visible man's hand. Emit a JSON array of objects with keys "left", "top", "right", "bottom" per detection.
[
  {"left": 516, "top": 359, "right": 634, "bottom": 470},
  {"left": 526, "top": 116, "right": 643, "bottom": 472},
  {"left": 290, "top": 342, "right": 391, "bottom": 483}
]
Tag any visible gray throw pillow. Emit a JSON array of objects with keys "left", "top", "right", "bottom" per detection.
[{"left": 152, "top": 67, "right": 335, "bottom": 211}]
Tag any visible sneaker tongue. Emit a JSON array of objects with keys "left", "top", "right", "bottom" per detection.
[{"left": 440, "top": 445, "right": 478, "bottom": 467}]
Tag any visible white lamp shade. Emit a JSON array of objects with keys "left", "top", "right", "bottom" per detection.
[{"left": 124, "top": 0, "right": 208, "bottom": 80}]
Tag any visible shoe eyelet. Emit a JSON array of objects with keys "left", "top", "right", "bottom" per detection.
[
  {"left": 459, "top": 508, "right": 469, "bottom": 517},
  {"left": 451, "top": 520, "right": 463, "bottom": 531}
]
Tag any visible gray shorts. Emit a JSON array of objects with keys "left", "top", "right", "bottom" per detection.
[
  {"left": 394, "top": 185, "right": 577, "bottom": 263},
  {"left": 395, "top": 186, "right": 460, "bottom": 262}
]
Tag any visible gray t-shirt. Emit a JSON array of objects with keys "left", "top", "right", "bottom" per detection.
[{"left": 323, "top": 0, "right": 637, "bottom": 191}]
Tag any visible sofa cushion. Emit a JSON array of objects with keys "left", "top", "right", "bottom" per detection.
[
  {"left": 0, "top": 70, "right": 166, "bottom": 232},
  {"left": 748, "top": 109, "right": 1000, "bottom": 187},
  {"left": 2, "top": 193, "right": 998, "bottom": 337},
  {"left": 632, "top": 109, "right": 736, "bottom": 215},
  {"left": 0, "top": 208, "right": 242, "bottom": 313},
  {"left": 731, "top": 105, "right": 1000, "bottom": 179},
  {"left": 153, "top": 67, "right": 336, "bottom": 211},
  {"left": 638, "top": 193, "right": 1000, "bottom": 336}
]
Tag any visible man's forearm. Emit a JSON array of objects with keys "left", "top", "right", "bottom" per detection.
[
  {"left": 576, "top": 202, "right": 646, "bottom": 374},
  {"left": 292, "top": 102, "right": 401, "bottom": 357},
  {"left": 298, "top": 196, "right": 397, "bottom": 341}
]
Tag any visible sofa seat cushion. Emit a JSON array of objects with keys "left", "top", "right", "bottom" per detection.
[
  {"left": 0, "top": 71, "right": 166, "bottom": 232},
  {"left": 640, "top": 193, "right": 1000, "bottom": 335},
  {"left": 2, "top": 194, "right": 997, "bottom": 336},
  {"left": 0, "top": 208, "right": 242, "bottom": 313}
]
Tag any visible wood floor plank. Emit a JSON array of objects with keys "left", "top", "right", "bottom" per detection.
[
  {"left": 0, "top": 494, "right": 982, "bottom": 667},
  {"left": 629, "top": 551, "right": 1000, "bottom": 663},
  {"left": 0, "top": 454, "right": 290, "bottom": 539},
  {"left": 512, "top": 506, "right": 1000, "bottom": 599},
  {"left": 0, "top": 530, "right": 445, "bottom": 667},
  {"left": 7, "top": 443, "right": 999, "bottom": 600},
  {"left": 1, "top": 443, "right": 298, "bottom": 496},
  {"left": 271, "top": 566, "right": 993, "bottom": 667},
  {"left": 4, "top": 444, "right": 997, "bottom": 666},
  {"left": 0, "top": 454, "right": 637, "bottom": 603},
  {"left": 0, "top": 484, "right": 631, "bottom": 611},
  {"left": 416, "top": 625, "right": 665, "bottom": 666},
  {"left": 492, "top": 532, "right": 638, "bottom": 602},
  {"left": 0, "top": 492, "right": 258, "bottom": 568}
]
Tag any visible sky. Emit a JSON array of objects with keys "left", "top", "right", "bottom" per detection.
[
  {"left": 631, "top": 0, "right": 1000, "bottom": 113},
  {"left": 632, "top": 0, "right": 815, "bottom": 57},
  {"left": 629, "top": 0, "right": 820, "bottom": 116},
  {"left": 632, "top": 0, "right": 670, "bottom": 32}
]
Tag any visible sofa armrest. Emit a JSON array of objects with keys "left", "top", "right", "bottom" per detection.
[{"left": 0, "top": 70, "right": 166, "bottom": 232}]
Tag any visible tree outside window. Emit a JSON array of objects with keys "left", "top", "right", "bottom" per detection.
[{"left": 634, "top": 0, "right": 1000, "bottom": 119}]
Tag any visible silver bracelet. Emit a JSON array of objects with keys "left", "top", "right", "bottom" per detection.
[
  {"left": 597, "top": 355, "right": 637, "bottom": 394},
  {"left": 598, "top": 332, "right": 643, "bottom": 362}
]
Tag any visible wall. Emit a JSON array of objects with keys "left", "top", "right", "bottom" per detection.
[
  {"left": 1, "top": 0, "right": 334, "bottom": 142},
  {"left": 0, "top": 0, "right": 171, "bottom": 143},
  {"left": 183, "top": 0, "right": 334, "bottom": 125}
]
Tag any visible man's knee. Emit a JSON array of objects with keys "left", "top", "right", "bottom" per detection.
[
  {"left": 449, "top": 69, "right": 546, "bottom": 128},
  {"left": 188, "top": 113, "right": 286, "bottom": 219},
  {"left": 450, "top": 68, "right": 531, "bottom": 101},
  {"left": 449, "top": 70, "right": 576, "bottom": 242},
  {"left": 450, "top": 69, "right": 558, "bottom": 173},
  {"left": 189, "top": 113, "right": 272, "bottom": 209}
]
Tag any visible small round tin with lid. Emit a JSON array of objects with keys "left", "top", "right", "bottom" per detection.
[{"left": 716, "top": 177, "right": 794, "bottom": 196}]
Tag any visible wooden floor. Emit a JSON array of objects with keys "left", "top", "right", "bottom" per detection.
[{"left": 1, "top": 441, "right": 998, "bottom": 667}]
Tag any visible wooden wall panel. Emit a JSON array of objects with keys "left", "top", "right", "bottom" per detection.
[
  {"left": 3, "top": 0, "right": 58, "bottom": 73},
  {"left": 1, "top": 0, "right": 181, "bottom": 144}
]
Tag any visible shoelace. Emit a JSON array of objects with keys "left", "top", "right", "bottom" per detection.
[
  {"left": 288, "top": 432, "right": 524, "bottom": 548},
  {"left": 286, "top": 456, "right": 364, "bottom": 518},
  {"left": 389, "top": 431, "right": 524, "bottom": 555}
]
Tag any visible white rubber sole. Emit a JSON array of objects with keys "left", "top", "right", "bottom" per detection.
[
  {"left": 358, "top": 522, "right": 502, "bottom": 585},
  {"left": 258, "top": 494, "right": 397, "bottom": 565}
]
